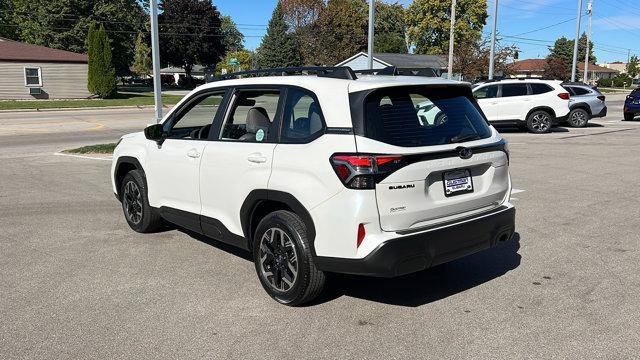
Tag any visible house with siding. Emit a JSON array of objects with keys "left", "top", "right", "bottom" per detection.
[{"left": 0, "top": 37, "right": 91, "bottom": 99}]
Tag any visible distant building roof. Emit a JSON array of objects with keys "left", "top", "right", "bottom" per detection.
[
  {"left": 0, "top": 37, "right": 87, "bottom": 63},
  {"left": 337, "top": 52, "right": 447, "bottom": 69},
  {"left": 512, "top": 59, "right": 546, "bottom": 72},
  {"left": 578, "top": 62, "right": 619, "bottom": 73}
]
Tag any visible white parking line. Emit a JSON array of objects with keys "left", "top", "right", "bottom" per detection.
[{"left": 54, "top": 152, "right": 112, "bottom": 161}]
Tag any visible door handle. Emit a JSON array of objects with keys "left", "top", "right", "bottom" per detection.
[
  {"left": 247, "top": 152, "right": 267, "bottom": 163},
  {"left": 186, "top": 149, "right": 201, "bottom": 158}
]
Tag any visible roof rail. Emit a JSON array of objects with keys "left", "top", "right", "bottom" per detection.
[
  {"left": 354, "top": 66, "right": 438, "bottom": 77},
  {"left": 206, "top": 66, "right": 357, "bottom": 82}
]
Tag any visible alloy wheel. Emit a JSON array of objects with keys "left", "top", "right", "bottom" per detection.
[
  {"left": 570, "top": 111, "right": 587, "bottom": 127},
  {"left": 123, "top": 180, "right": 143, "bottom": 224},
  {"left": 258, "top": 227, "right": 299, "bottom": 292},
  {"left": 531, "top": 113, "right": 551, "bottom": 132}
]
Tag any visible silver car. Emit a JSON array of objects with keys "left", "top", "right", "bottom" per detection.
[{"left": 561, "top": 83, "right": 607, "bottom": 127}]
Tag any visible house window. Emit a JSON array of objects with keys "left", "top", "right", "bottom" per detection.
[{"left": 24, "top": 67, "right": 42, "bottom": 87}]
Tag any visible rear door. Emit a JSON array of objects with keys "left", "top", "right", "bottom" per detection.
[
  {"left": 352, "top": 85, "right": 510, "bottom": 232},
  {"left": 496, "top": 83, "right": 530, "bottom": 120}
]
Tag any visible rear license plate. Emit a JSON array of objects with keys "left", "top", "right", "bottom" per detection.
[{"left": 443, "top": 169, "right": 473, "bottom": 197}]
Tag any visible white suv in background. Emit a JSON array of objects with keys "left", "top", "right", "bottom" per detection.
[
  {"left": 472, "top": 79, "right": 570, "bottom": 133},
  {"left": 111, "top": 67, "right": 516, "bottom": 305}
]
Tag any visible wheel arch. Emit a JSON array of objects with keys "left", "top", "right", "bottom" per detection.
[
  {"left": 240, "top": 190, "right": 316, "bottom": 254},
  {"left": 525, "top": 106, "right": 556, "bottom": 120},
  {"left": 114, "top": 156, "right": 144, "bottom": 201},
  {"left": 569, "top": 103, "right": 592, "bottom": 115}
]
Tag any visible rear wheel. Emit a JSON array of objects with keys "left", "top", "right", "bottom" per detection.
[
  {"left": 624, "top": 112, "right": 635, "bottom": 121},
  {"left": 120, "top": 170, "right": 163, "bottom": 233},
  {"left": 567, "top": 108, "right": 589, "bottom": 127},
  {"left": 252, "top": 210, "right": 325, "bottom": 306},
  {"left": 526, "top": 110, "right": 553, "bottom": 134}
]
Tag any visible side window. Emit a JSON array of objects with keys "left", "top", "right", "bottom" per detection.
[
  {"left": 501, "top": 84, "right": 528, "bottom": 97},
  {"left": 165, "top": 92, "right": 225, "bottom": 140},
  {"left": 531, "top": 83, "right": 554, "bottom": 95},
  {"left": 473, "top": 85, "right": 498, "bottom": 99},
  {"left": 24, "top": 67, "right": 42, "bottom": 86},
  {"left": 281, "top": 88, "right": 325, "bottom": 143},
  {"left": 572, "top": 87, "right": 590, "bottom": 95},
  {"left": 220, "top": 90, "right": 280, "bottom": 142}
]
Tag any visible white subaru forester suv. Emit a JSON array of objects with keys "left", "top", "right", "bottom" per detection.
[
  {"left": 111, "top": 67, "right": 516, "bottom": 305},
  {"left": 472, "top": 79, "right": 570, "bottom": 133}
]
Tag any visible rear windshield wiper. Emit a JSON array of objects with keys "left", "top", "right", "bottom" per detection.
[{"left": 449, "top": 133, "right": 481, "bottom": 144}]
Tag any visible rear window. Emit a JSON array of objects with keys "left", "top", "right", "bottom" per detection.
[
  {"left": 531, "top": 83, "right": 554, "bottom": 94},
  {"left": 361, "top": 86, "right": 492, "bottom": 147}
]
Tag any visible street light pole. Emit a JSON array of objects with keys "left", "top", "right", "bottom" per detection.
[
  {"left": 447, "top": 0, "right": 457, "bottom": 80},
  {"left": 488, "top": 0, "right": 499, "bottom": 80},
  {"left": 571, "top": 0, "right": 583, "bottom": 82},
  {"left": 583, "top": 1, "right": 592, "bottom": 83},
  {"left": 150, "top": 0, "right": 163, "bottom": 123},
  {"left": 367, "top": 0, "right": 375, "bottom": 70}
]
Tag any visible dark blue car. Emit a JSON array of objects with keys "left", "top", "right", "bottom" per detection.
[{"left": 624, "top": 87, "right": 640, "bottom": 121}]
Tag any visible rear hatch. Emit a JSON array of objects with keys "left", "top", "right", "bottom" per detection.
[{"left": 349, "top": 84, "right": 510, "bottom": 232}]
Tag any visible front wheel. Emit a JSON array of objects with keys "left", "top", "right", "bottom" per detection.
[
  {"left": 567, "top": 108, "right": 589, "bottom": 127},
  {"left": 120, "top": 170, "right": 163, "bottom": 233},
  {"left": 526, "top": 110, "right": 553, "bottom": 134},
  {"left": 252, "top": 210, "right": 325, "bottom": 306}
]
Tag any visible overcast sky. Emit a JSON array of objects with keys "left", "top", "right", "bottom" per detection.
[{"left": 214, "top": 0, "right": 639, "bottom": 63}]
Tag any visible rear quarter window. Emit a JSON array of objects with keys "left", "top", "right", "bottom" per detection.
[
  {"left": 358, "top": 86, "right": 492, "bottom": 147},
  {"left": 531, "top": 83, "right": 554, "bottom": 94}
]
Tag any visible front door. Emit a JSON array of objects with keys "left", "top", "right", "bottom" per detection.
[{"left": 145, "top": 90, "right": 226, "bottom": 231}]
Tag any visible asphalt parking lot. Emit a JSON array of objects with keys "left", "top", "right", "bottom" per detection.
[{"left": 1, "top": 94, "right": 639, "bottom": 359}]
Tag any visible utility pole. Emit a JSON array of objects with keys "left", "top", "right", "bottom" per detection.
[
  {"left": 488, "top": 0, "right": 499, "bottom": 80},
  {"left": 150, "top": 0, "right": 163, "bottom": 123},
  {"left": 367, "top": 0, "right": 375, "bottom": 70},
  {"left": 571, "top": 0, "right": 583, "bottom": 82},
  {"left": 628, "top": 49, "right": 631, "bottom": 64},
  {"left": 583, "top": 1, "right": 592, "bottom": 83},
  {"left": 447, "top": 0, "right": 457, "bottom": 80}
]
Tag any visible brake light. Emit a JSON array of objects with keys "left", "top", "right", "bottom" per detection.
[
  {"left": 597, "top": 95, "right": 605, "bottom": 102},
  {"left": 357, "top": 223, "right": 366, "bottom": 248},
  {"left": 557, "top": 92, "right": 570, "bottom": 100},
  {"left": 330, "top": 154, "right": 404, "bottom": 189}
]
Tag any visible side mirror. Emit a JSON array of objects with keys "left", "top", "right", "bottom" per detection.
[{"left": 144, "top": 123, "right": 166, "bottom": 145}]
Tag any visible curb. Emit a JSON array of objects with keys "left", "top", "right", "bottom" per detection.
[{"left": 0, "top": 104, "right": 175, "bottom": 113}]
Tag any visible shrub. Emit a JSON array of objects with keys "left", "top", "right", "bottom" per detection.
[{"left": 87, "top": 24, "right": 117, "bottom": 98}]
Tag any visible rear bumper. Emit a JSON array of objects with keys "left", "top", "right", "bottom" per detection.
[
  {"left": 594, "top": 106, "right": 607, "bottom": 118},
  {"left": 315, "top": 205, "right": 516, "bottom": 277}
]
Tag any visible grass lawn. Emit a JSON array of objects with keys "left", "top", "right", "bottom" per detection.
[
  {"left": 64, "top": 143, "right": 117, "bottom": 154},
  {"left": 0, "top": 91, "right": 184, "bottom": 110}
]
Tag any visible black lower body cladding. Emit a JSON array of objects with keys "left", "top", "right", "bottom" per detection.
[{"left": 315, "top": 206, "right": 516, "bottom": 278}]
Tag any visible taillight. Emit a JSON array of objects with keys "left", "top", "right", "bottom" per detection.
[
  {"left": 557, "top": 92, "right": 570, "bottom": 100},
  {"left": 330, "top": 154, "right": 403, "bottom": 189},
  {"left": 357, "top": 223, "right": 365, "bottom": 248},
  {"left": 597, "top": 95, "right": 606, "bottom": 102}
]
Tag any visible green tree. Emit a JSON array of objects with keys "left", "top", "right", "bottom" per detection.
[
  {"left": 281, "top": 0, "right": 324, "bottom": 65},
  {"left": 547, "top": 33, "right": 596, "bottom": 69},
  {"left": 10, "top": 0, "right": 146, "bottom": 76},
  {"left": 454, "top": 35, "right": 518, "bottom": 81},
  {"left": 132, "top": 32, "right": 152, "bottom": 77},
  {"left": 627, "top": 55, "right": 639, "bottom": 78},
  {"left": 159, "top": 0, "right": 225, "bottom": 78},
  {"left": 221, "top": 15, "right": 245, "bottom": 53},
  {"left": 88, "top": 24, "right": 117, "bottom": 98},
  {"left": 315, "top": 0, "right": 368, "bottom": 65},
  {"left": 215, "top": 50, "right": 253, "bottom": 74},
  {"left": 0, "top": 0, "right": 18, "bottom": 39},
  {"left": 405, "top": 0, "right": 487, "bottom": 55},
  {"left": 255, "top": 3, "right": 302, "bottom": 68},
  {"left": 374, "top": 1, "right": 407, "bottom": 53},
  {"left": 544, "top": 56, "right": 571, "bottom": 81}
]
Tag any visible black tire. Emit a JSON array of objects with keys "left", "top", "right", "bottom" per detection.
[
  {"left": 120, "top": 170, "right": 163, "bottom": 233},
  {"left": 252, "top": 210, "right": 325, "bottom": 306},
  {"left": 567, "top": 108, "right": 589, "bottom": 127},
  {"left": 624, "top": 112, "right": 635, "bottom": 121},
  {"left": 526, "top": 110, "right": 553, "bottom": 134}
]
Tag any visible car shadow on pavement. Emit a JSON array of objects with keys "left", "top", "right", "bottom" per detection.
[{"left": 314, "top": 233, "right": 522, "bottom": 307}]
